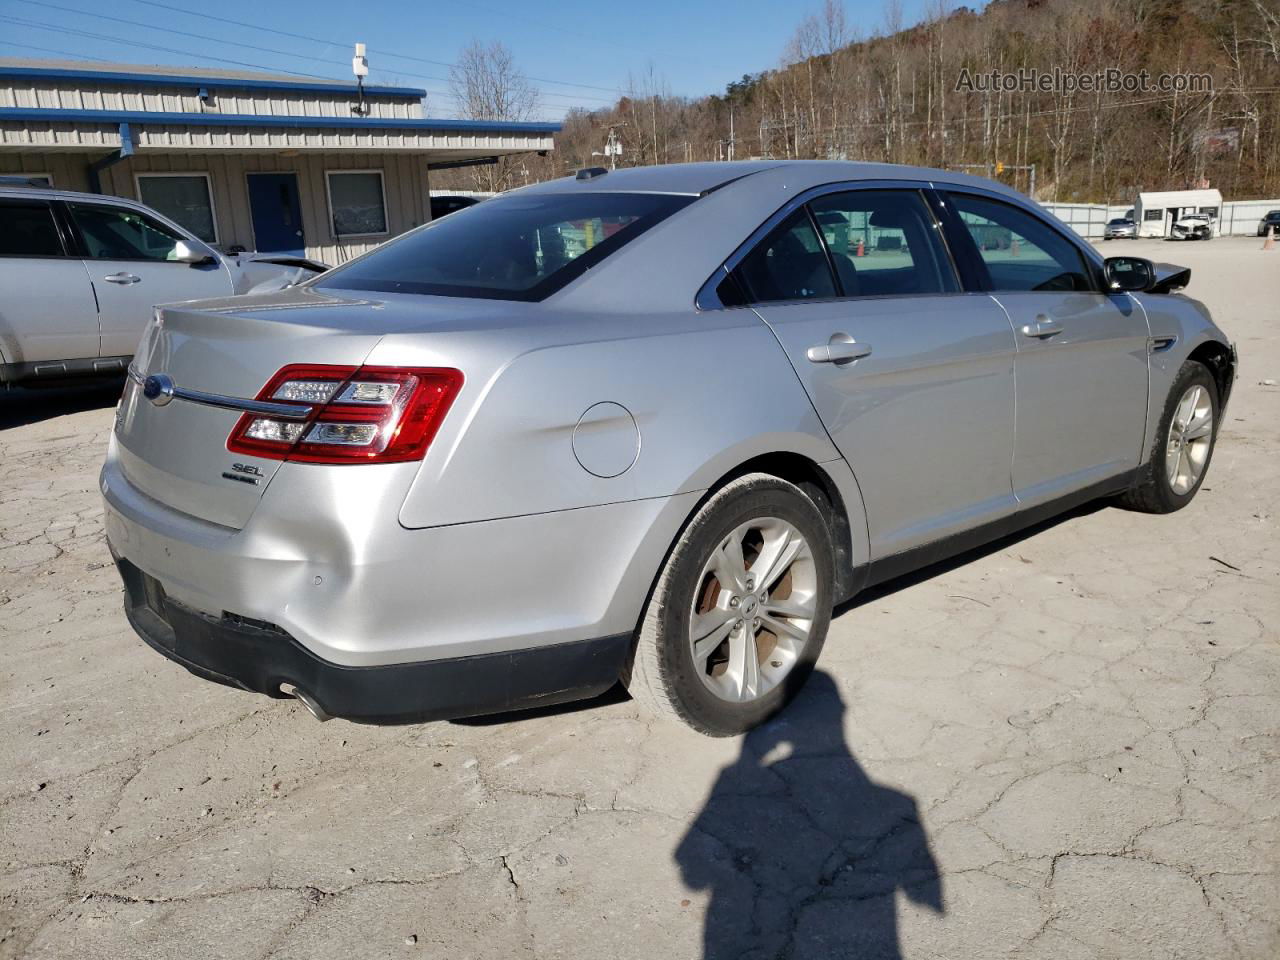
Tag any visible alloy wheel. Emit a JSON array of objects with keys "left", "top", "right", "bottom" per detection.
[
  {"left": 1166, "top": 384, "right": 1213, "bottom": 495},
  {"left": 688, "top": 517, "right": 818, "bottom": 703}
]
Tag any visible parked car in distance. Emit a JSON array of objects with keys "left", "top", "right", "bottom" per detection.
[
  {"left": 1256, "top": 209, "right": 1280, "bottom": 237},
  {"left": 103, "top": 161, "right": 1236, "bottom": 736},
  {"left": 430, "top": 195, "right": 480, "bottom": 219},
  {"left": 0, "top": 179, "right": 327, "bottom": 387},
  {"left": 1171, "top": 212, "right": 1215, "bottom": 240},
  {"left": 1103, "top": 217, "right": 1136, "bottom": 240}
]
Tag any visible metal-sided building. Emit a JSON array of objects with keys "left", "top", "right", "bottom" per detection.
[
  {"left": 1134, "top": 188, "right": 1223, "bottom": 238},
  {"left": 0, "top": 60, "right": 559, "bottom": 263}
]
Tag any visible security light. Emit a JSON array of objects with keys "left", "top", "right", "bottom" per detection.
[{"left": 351, "top": 43, "right": 370, "bottom": 116}]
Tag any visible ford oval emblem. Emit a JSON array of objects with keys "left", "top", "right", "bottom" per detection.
[{"left": 143, "top": 373, "right": 176, "bottom": 407}]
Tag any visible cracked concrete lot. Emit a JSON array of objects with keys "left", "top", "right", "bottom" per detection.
[{"left": 1, "top": 237, "right": 1277, "bottom": 959}]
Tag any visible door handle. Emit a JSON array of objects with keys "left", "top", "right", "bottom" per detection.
[
  {"left": 104, "top": 273, "right": 141, "bottom": 285},
  {"left": 807, "top": 335, "right": 872, "bottom": 365},
  {"left": 1020, "top": 315, "right": 1062, "bottom": 338}
]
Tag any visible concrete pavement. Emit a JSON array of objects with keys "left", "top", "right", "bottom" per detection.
[{"left": 1, "top": 237, "right": 1276, "bottom": 959}]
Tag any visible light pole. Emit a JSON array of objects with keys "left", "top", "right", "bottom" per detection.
[{"left": 603, "top": 121, "right": 628, "bottom": 170}]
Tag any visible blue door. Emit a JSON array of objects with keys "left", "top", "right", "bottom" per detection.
[{"left": 246, "top": 173, "right": 304, "bottom": 254}]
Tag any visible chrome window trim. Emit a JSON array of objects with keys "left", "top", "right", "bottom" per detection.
[
  {"left": 127, "top": 366, "right": 313, "bottom": 419},
  {"left": 696, "top": 177, "right": 970, "bottom": 311}
]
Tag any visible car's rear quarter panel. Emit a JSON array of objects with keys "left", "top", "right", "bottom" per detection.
[{"left": 390, "top": 312, "right": 843, "bottom": 528}]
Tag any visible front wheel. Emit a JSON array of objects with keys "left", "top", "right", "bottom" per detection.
[
  {"left": 625, "top": 474, "right": 834, "bottom": 736},
  {"left": 1118, "top": 361, "right": 1219, "bottom": 514}
]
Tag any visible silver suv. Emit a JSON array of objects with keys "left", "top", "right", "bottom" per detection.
[
  {"left": 102, "top": 161, "right": 1235, "bottom": 735},
  {"left": 0, "top": 178, "right": 323, "bottom": 386}
]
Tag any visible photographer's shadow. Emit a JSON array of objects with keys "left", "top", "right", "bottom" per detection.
[{"left": 676, "top": 671, "right": 942, "bottom": 960}]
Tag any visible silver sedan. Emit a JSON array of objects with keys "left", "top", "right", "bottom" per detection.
[
  {"left": 102, "top": 161, "right": 1236, "bottom": 735},
  {"left": 1103, "top": 217, "right": 1137, "bottom": 239}
]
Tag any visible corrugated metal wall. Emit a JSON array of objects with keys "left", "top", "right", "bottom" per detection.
[
  {"left": 0, "top": 77, "right": 422, "bottom": 120},
  {"left": 0, "top": 151, "right": 91, "bottom": 189},
  {"left": 0, "top": 151, "right": 430, "bottom": 264},
  {"left": 0, "top": 119, "right": 553, "bottom": 153}
]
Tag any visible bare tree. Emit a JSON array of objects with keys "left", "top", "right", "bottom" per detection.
[{"left": 449, "top": 40, "right": 540, "bottom": 192}]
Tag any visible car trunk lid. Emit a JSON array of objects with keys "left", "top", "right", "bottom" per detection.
[{"left": 114, "top": 293, "right": 386, "bottom": 529}]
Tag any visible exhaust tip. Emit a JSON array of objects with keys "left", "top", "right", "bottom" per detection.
[{"left": 279, "top": 683, "right": 332, "bottom": 722}]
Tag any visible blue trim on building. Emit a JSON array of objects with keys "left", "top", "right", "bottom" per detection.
[
  {"left": 0, "top": 107, "right": 562, "bottom": 136},
  {"left": 0, "top": 65, "right": 428, "bottom": 99}
]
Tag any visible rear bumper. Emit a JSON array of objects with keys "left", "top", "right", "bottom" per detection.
[
  {"left": 115, "top": 553, "right": 630, "bottom": 723},
  {"left": 102, "top": 437, "right": 698, "bottom": 667}
]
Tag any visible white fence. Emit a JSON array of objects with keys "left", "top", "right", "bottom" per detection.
[
  {"left": 1043, "top": 199, "right": 1280, "bottom": 238},
  {"left": 1218, "top": 199, "right": 1280, "bottom": 235},
  {"left": 1039, "top": 203, "right": 1124, "bottom": 239}
]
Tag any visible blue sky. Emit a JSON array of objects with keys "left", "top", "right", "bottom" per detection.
[{"left": 0, "top": 0, "right": 935, "bottom": 119}]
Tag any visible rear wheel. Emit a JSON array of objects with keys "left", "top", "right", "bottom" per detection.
[
  {"left": 1118, "top": 361, "right": 1219, "bottom": 514},
  {"left": 625, "top": 474, "right": 834, "bottom": 736}
]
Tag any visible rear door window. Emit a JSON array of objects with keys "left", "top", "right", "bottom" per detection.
[
  {"left": 68, "top": 203, "right": 189, "bottom": 261},
  {"left": 808, "top": 189, "right": 958, "bottom": 296},
  {"left": 316, "top": 192, "right": 693, "bottom": 301},
  {"left": 731, "top": 209, "right": 837, "bottom": 304},
  {"left": 0, "top": 200, "right": 65, "bottom": 257},
  {"left": 949, "top": 193, "right": 1095, "bottom": 293}
]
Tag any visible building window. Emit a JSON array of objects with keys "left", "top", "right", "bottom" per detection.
[
  {"left": 136, "top": 174, "right": 217, "bottom": 244},
  {"left": 326, "top": 170, "right": 388, "bottom": 238},
  {"left": 1143, "top": 209, "right": 1163, "bottom": 222}
]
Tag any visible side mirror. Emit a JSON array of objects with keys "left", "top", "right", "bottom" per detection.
[
  {"left": 173, "top": 240, "right": 216, "bottom": 265},
  {"left": 1104, "top": 256, "right": 1155, "bottom": 292}
]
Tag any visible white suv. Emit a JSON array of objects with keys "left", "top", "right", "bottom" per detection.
[{"left": 0, "top": 178, "right": 325, "bottom": 386}]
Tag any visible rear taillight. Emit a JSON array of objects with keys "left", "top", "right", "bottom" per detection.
[{"left": 227, "top": 364, "right": 463, "bottom": 464}]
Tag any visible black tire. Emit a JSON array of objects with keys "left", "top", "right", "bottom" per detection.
[
  {"left": 624, "top": 473, "right": 835, "bottom": 736},
  {"left": 1118, "top": 360, "right": 1220, "bottom": 514}
]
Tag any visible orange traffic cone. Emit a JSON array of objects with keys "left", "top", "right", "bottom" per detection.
[
  {"left": 1011, "top": 237, "right": 1020, "bottom": 257},
  {"left": 1265, "top": 225, "right": 1276, "bottom": 251},
  {"left": 855, "top": 239, "right": 865, "bottom": 257}
]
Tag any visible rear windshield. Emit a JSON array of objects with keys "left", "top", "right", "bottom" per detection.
[{"left": 315, "top": 191, "right": 694, "bottom": 301}]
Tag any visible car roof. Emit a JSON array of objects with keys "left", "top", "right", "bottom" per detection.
[
  {"left": 515, "top": 160, "right": 1032, "bottom": 200},
  {"left": 516, "top": 161, "right": 782, "bottom": 196}
]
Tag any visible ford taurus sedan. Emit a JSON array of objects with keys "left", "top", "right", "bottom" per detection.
[{"left": 102, "top": 161, "right": 1235, "bottom": 736}]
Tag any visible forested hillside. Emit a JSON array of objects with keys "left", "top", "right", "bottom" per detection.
[{"left": 459, "top": 0, "right": 1280, "bottom": 202}]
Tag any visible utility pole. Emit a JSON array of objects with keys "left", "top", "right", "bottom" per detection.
[{"left": 728, "top": 107, "right": 736, "bottom": 162}]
